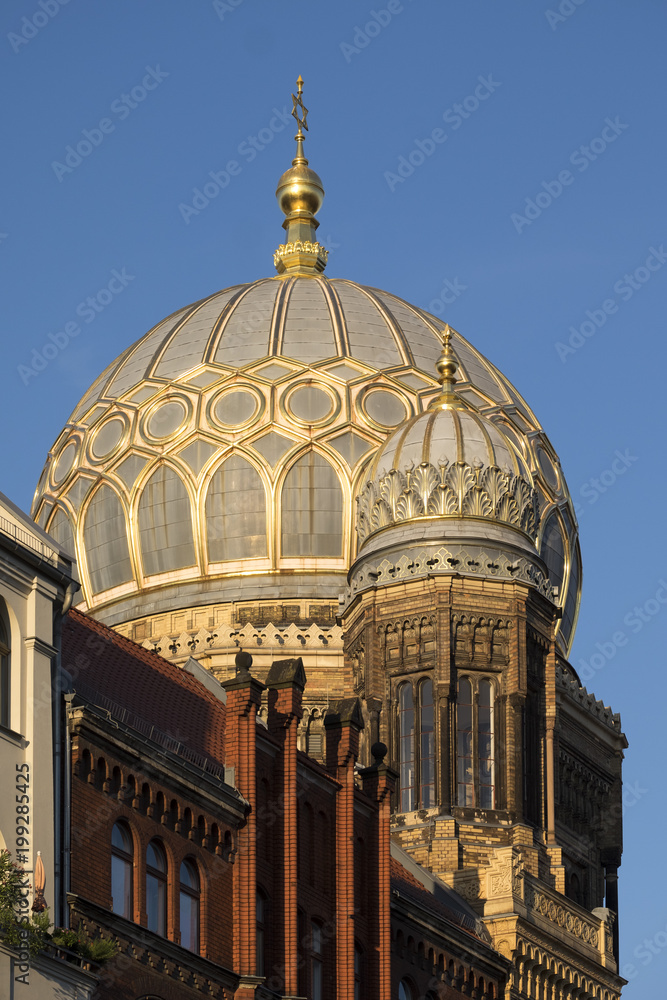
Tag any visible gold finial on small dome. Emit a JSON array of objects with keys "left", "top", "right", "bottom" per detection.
[
  {"left": 274, "top": 76, "right": 328, "bottom": 275},
  {"left": 428, "top": 325, "right": 470, "bottom": 411}
]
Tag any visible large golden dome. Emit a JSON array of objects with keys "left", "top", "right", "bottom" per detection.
[
  {"left": 31, "top": 277, "right": 580, "bottom": 651},
  {"left": 31, "top": 79, "right": 581, "bottom": 654}
]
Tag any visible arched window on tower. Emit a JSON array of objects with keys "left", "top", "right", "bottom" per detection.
[
  {"left": 398, "top": 678, "right": 436, "bottom": 812},
  {"left": 457, "top": 676, "right": 496, "bottom": 809},
  {"left": 478, "top": 679, "right": 495, "bottom": 808},
  {"left": 398, "top": 682, "right": 415, "bottom": 811},
  {"left": 0, "top": 605, "right": 10, "bottom": 730},
  {"left": 419, "top": 678, "right": 435, "bottom": 808},
  {"left": 281, "top": 452, "right": 343, "bottom": 557}
]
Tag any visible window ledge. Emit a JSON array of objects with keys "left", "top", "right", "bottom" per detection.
[{"left": 0, "top": 723, "right": 26, "bottom": 748}]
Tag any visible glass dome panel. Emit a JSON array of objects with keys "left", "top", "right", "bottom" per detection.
[
  {"left": 83, "top": 485, "right": 133, "bottom": 593},
  {"left": 561, "top": 541, "right": 581, "bottom": 648},
  {"left": 47, "top": 506, "right": 76, "bottom": 558},
  {"left": 206, "top": 456, "right": 267, "bottom": 561},
  {"left": 540, "top": 512, "right": 566, "bottom": 600},
  {"left": 282, "top": 452, "right": 343, "bottom": 557},
  {"left": 138, "top": 467, "right": 196, "bottom": 576}
]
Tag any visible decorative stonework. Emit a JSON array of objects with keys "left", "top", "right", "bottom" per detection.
[
  {"left": 344, "top": 543, "right": 555, "bottom": 606},
  {"left": 556, "top": 663, "right": 622, "bottom": 732},
  {"left": 143, "top": 620, "right": 343, "bottom": 661},
  {"left": 525, "top": 884, "right": 600, "bottom": 948},
  {"left": 357, "top": 461, "right": 540, "bottom": 544},
  {"left": 452, "top": 614, "right": 511, "bottom": 666},
  {"left": 558, "top": 749, "right": 611, "bottom": 796}
]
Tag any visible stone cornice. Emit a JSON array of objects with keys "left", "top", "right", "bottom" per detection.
[
  {"left": 68, "top": 893, "right": 239, "bottom": 994},
  {"left": 68, "top": 705, "right": 247, "bottom": 822}
]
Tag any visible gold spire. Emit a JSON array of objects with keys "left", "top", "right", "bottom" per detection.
[
  {"left": 274, "top": 76, "right": 328, "bottom": 275},
  {"left": 428, "top": 326, "right": 470, "bottom": 411}
]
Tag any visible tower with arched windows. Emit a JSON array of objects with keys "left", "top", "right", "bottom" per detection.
[{"left": 340, "top": 332, "right": 627, "bottom": 998}]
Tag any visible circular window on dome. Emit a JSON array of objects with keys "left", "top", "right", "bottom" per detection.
[
  {"left": 89, "top": 416, "right": 128, "bottom": 462},
  {"left": 143, "top": 398, "right": 190, "bottom": 442},
  {"left": 211, "top": 388, "right": 262, "bottom": 429},
  {"left": 536, "top": 445, "right": 560, "bottom": 491},
  {"left": 283, "top": 383, "right": 339, "bottom": 426},
  {"left": 359, "top": 388, "right": 409, "bottom": 430},
  {"left": 52, "top": 441, "right": 78, "bottom": 486}
]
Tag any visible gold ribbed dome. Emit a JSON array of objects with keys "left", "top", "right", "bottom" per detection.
[{"left": 31, "top": 82, "right": 581, "bottom": 654}]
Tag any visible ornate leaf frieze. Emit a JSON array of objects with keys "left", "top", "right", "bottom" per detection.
[{"left": 357, "top": 460, "right": 541, "bottom": 544}]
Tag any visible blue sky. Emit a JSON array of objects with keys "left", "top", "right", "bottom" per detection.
[{"left": 1, "top": 0, "right": 665, "bottom": 990}]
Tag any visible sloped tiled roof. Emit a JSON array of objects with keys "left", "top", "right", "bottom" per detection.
[
  {"left": 390, "top": 856, "right": 484, "bottom": 941},
  {"left": 62, "top": 608, "right": 225, "bottom": 768}
]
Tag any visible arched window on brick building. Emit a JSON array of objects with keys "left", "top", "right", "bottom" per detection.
[
  {"left": 146, "top": 840, "right": 167, "bottom": 936},
  {"left": 179, "top": 859, "right": 200, "bottom": 952},
  {"left": 111, "top": 822, "right": 133, "bottom": 919}
]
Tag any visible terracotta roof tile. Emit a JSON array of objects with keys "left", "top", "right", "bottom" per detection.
[{"left": 62, "top": 608, "right": 225, "bottom": 768}]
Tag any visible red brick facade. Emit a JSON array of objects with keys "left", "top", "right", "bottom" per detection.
[{"left": 63, "top": 609, "right": 509, "bottom": 1000}]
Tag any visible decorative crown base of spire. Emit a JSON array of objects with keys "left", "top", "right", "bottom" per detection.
[{"left": 274, "top": 240, "right": 328, "bottom": 274}]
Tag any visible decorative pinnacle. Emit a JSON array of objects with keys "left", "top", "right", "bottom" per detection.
[
  {"left": 428, "top": 325, "right": 469, "bottom": 411},
  {"left": 274, "top": 76, "right": 327, "bottom": 275},
  {"left": 291, "top": 74, "right": 308, "bottom": 164}
]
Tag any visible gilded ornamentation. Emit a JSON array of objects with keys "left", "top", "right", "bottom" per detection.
[
  {"left": 273, "top": 240, "right": 329, "bottom": 269},
  {"left": 357, "top": 460, "right": 540, "bottom": 544}
]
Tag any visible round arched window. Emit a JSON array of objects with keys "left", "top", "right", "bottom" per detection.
[
  {"left": 146, "top": 840, "right": 167, "bottom": 936},
  {"left": 179, "top": 859, "right": 200, "bottom": 952},
  {"left": 111, "top": 823, "right": 133, "bottom": 919}
]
